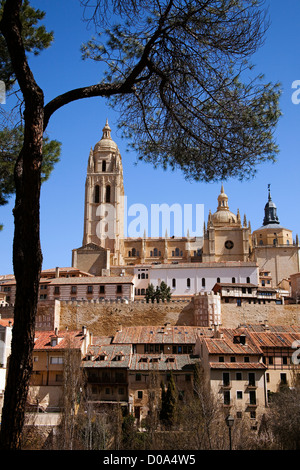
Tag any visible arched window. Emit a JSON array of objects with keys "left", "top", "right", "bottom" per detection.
[
  {"left": 153, "top": 248, "right": 158, "bottom": 257},
  {"left": 232, "top": 277, "right": 236, "bottom": 284},
  {"left": 246, "top": 277, "right": 250, "bottom": 283},
  {"left": 94, "top": 185, "right": 100, "bottom": 203},
  {"left": 106, "top": 185, "right": 111, "bottom": 203},
  {"left": 132, "top": 248, "right": 136, "bottom": 257},
  {"left": 102, "top": 160, "right": 106, "bottom": 172},
  {"left": 202, "top": 278, "right": 205, "bottom": 287},
  {"left": 175, "top": 248, "right": 180, "bottom": 257},
  {"left": 187, "top": 278, "right": 191, "bottom": 288},
  {"left": 172, "top": 278, "right": 176, "bottom": 288},
  {"left": 217, "top": 277, "right": 220, "bottom": 283}
]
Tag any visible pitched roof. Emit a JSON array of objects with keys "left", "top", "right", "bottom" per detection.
[
  {"left": 200, "top": 328, "right": 263, "bottom": 356},
  {"left": 33, "top": 330, "right": 86, "bottom": 350},
  {"left": 112, "top": 325, "right": 213, "bottom": 345},
  {"left": 49, "top": 276, "right": 134, "bottom": 285},
  {"left": 82, "top": 344, "right": 132, "bottom": 368}
]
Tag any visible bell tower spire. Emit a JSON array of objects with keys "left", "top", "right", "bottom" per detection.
[
  {"left": 82, "top": 121, "right": 125, "bottom": 265},
  {"left": 263, "top": 184, "right": 279, "bottom": 226}
]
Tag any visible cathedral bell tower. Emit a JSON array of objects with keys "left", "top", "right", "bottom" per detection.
[{"left": 82, "top": 120, "right": 125, "bottom": 265}]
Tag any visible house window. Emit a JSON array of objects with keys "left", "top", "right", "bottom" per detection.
[
  {"left": 87, "top": 285, "right": 93, "bottom": 294},
  {"left": 219, "top": 356, "right": 224, "bottom": 362},
  {"left": 223, "top": 372, "right": 230, "bottom": 386},
  {"left": 94, "top": 185, "right": 100, "bottom": 203},
  {"left": 217, "top": 277, "right": 220, "bottom": 283},
  {"left": 117, "top": 285, "right": 122, "bottom": 294},
  {"left": 236, "top": 372, "right": 242, "bottom": 381},
  {"left": 248, "top": 372, "right": 255, "bottom": 386},
  {"left": 99, "top": 285, "right": 105, "bottom": 294},
  {"left": 280, "top": 373, "right": 287, "bottom": 385},
  {"left": 172, "top": 278, "right": 176, "bottom": 288},
  {"left": 187, "top": 278, "right": 191, "bottom": 288},
  {"left": 247, "top": 277, "right": 250, "bottom": 283},
  {"left": 244, "top": 356, "right": 250, "bottom": 363},
  {"left": 136, "top": 373, "right": 141, "bottom": 381},
  {"left": 71, "top": 286, "right": 77, "bottom": 294},
  {"left": 237, "top": 391, "right": 243, "bottom": 400},
  {"left": 50, "top": 356, "right": 64, "bottom": 364},
  {"left": 137, "top": 391, "right": 143, "bottom": 399},
  {"left": 202, "top": 278, "right": 205, "bottom": 287},
  {"left": 223, "top": 390, "right": 231, "bottom": 405},
  {"left": 232, "top": 277, "right": 236, "bottom": 284},
  {"left": 54, "top": 286, "right": 60, "bottom": 295}
]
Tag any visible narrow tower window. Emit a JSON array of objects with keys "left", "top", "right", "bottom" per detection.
[
  {"left": 94, "top": 185, "right": 100, "bottom": 203},
  {"left": 106, "top": 185, "right": 111, "bottom": 203},
  {"left": 102, "top": 160, "right": 106, "bottom": 172}
]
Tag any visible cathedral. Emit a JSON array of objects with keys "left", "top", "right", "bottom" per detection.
[{"left": 72, "top": 121, "right": 300, "bottom": 289}]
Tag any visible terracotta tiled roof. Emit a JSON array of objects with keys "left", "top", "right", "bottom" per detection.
[
  {"left": 33, "top": 330, "right": 85, "bottom": 350},
  {"left": 49, "top": 276, "right": 134, "bottom": 285},
  {"left": 249, "top": 331, "right": 300, "bottom": 349},
  {"left": 113, "top": 325, "right": 213, "bottom": 345},
  {"left": 210, "top": 362, "right": 266, "bottom": 370},
  {"left": 0, "top": 318, "right": 13, "bottom": 327},
  {"left": 82, "top": 344, "right": 132, "bottom": 368},
  {"left": 200, "top": 328, "right": 263, "bottom": 356}
]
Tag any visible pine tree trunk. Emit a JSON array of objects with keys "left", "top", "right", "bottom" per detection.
[
  {"left": 0, "top": 99, "right": 44, "bottom": 448},
  {"left": 0, "top": 0, "right": 45, "bottom": 449}
]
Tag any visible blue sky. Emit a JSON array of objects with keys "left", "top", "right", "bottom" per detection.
[{"left": 1, "top": 0, "right": 300, "bottom": 275}]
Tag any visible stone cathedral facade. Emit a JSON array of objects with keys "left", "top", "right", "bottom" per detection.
[{"left": 72, "top": 121, "right": 300, "bottom": 287}]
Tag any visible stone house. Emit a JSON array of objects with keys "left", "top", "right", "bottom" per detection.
[
  {"left": 28, "top": 326, "right": 91, "bottom": 411},
  {"left": 195, "top": 326, "right": 267, "bottom": 425}
]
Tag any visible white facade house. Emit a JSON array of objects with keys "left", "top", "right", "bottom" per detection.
[
  {"left": 134, "top": 261, "right": 259, "bottom": 297},
  {"left": 0, "top": 320, "right": 13, "bottom": 417}
]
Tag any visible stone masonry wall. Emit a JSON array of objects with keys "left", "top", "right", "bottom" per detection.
[
  {"left": 221, "top": 303, "right": 300, "bottom": 329},
  {"left": 2, "top": 299, "right": 300, "bottom": 338},
  {"left": 59, "top": 300, "right": 195, "bottom": 337}
]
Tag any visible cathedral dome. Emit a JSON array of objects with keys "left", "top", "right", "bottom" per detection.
[
  {"left": 94, "top": 119, "right": 118, "bottom": 153},
  {"left": 211, "top": 185, "right": 238, "bottom": 225},
  {"left": 212, "top": 209, "right": 237, "bottom": 225}
]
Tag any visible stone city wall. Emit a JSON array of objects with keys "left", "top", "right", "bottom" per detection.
[
  {"left": 59, "top": 299, "right": 195, "bottom": 337},
  {"left": 2, "top": 299, "right": 300, "bottom": 337}
]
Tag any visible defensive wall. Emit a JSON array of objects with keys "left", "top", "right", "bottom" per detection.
[{"left": 2, "top": 298, "right": 300, "bottom": 337}]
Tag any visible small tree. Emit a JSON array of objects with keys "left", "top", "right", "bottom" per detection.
[
  {"left": 145, "top": 283, "right": 156, "bottom": 303},
  {"left": 160, "top": 373, "right": 178, "bottom": 429},
  {"left": 159, "top": 281, "right": 171, "bottom": 302},
  {"left": 145, "top": 281, "right": 172, "bottom": 303}
]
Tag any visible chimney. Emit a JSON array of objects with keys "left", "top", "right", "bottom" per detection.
[
  {"left": 213, "top": 323, "right": 223, "bottom": 338},
  {"left": 55, "top": 267, "right": 60, "bottom": 278}
]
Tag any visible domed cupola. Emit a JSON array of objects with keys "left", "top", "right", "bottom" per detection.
[
  {"left": 211, "top": 184, "right": 238, "bottom": 225},
  {"left": 94, "top": 119, "right": 118, "bottom": 153}
]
